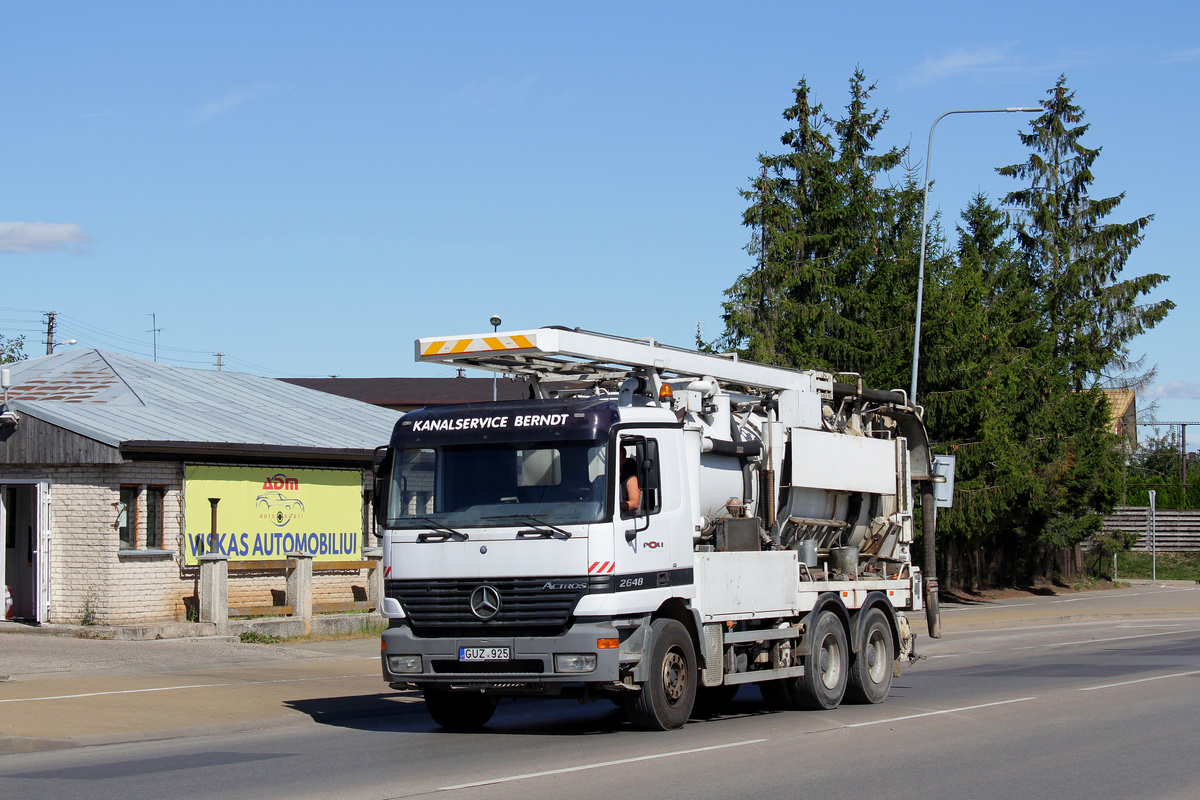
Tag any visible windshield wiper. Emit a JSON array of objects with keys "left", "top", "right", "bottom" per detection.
[
  {"left": 482, "top": 514, "right": 572, "bottom": 540},
  {"left": 403, "top": 516, "right": 469, "bottom": 542}
]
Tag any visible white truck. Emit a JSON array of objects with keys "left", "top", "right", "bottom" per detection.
[{"left": 374, "top": 327, "right": 942, "bottom": 730}]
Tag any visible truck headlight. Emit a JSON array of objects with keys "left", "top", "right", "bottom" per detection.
[
  {"left": 387, "top": 655, "right": 422, "bottom": 674},
  {"left": 554, "top": 654, "right": 597, "bottom": 673}
]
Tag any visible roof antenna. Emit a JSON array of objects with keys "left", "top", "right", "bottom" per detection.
[{"left": 146, "top": 313, "right": 162, "bottom": 362}]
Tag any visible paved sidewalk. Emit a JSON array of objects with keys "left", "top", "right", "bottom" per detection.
[{"left": 938, "top": 581, "right": 1200, "bottom": 631}]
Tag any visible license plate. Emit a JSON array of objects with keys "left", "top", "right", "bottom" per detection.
[{"left": 459, "top": 646, "right": 511, "bottom": 661}]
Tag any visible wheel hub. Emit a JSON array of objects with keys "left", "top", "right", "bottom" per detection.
[
  {"left": 819, "top": 634, "right": 842, "bottom": 690},
  {"left": 663, "top": 649, "right": 687, "bottom": 705}
]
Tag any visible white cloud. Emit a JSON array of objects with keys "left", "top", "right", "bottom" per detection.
[
  {"left": 908, "top": 46, "right": 1013, "bottom": 84},
  {"left": 0, "top": 222, "right": 92, "bottom": 255},
  {"left": 1161, "top": 48, "right": 1200, "bottom": 64},
  {"left": 1146, "top": 380, "right": 1200, "bottom": 400},
  {"left": 196, "top": 82, "right": 271, "bottom": 123},
  {"left": 441, "top": 74, "right": 538, "bottom": 113}
]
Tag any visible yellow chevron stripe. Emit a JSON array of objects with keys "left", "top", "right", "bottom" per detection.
[{"left": 421, "top": 332, "right": 538, "bottom": 358}]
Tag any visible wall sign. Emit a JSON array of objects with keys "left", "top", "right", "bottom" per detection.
[{"left": 182, "top": 466, "right": 362, "bottom": 566}]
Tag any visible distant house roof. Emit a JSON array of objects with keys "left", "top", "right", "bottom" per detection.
[
  {"left": 280, "top": 377, "right": 534, "bottom": 410},
  {"left": 1102, "top": 388, "right": 1137, "bottom": 448},
  {"left": 2, "top": 349, "right": 402, "bottom": 460}
]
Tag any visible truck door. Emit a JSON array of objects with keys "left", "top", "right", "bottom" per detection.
[{"left": 616, "top": 433, "right": 691, "bottom": 590}]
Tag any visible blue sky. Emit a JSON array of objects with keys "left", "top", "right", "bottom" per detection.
[{"left": 2, "top": 2, "right": 1196, "bottom": 427}]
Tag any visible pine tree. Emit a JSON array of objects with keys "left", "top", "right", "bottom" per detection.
[
  {"left": 921, "top": 195, "right": 1038, "bottom": 586},
  {"left": 999, "top": 76, "right": 1173, "bottom": 390},
  {"left": 991, "top": 76, "right": 1170, "bottom": 579},
  {"left": 717, "top": 70, "right": 913, "bottom": 384}
]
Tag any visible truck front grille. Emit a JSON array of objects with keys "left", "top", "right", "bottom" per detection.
[{"left": 386, "top": 576, "right": 604, "bottom": 637}]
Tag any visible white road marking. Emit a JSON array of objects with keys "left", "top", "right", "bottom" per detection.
[
  {"left": 1079, "top": 670, "right": 1200, "bottom": 691},
  {"left": 437, "top": 739, "right": 770, "bottom": 791},
  {"left": 0, "top": 673, "right": 380, "bottom": 703},
  {"left": 1042, "top": 628, "right": 1200, "bottom": 648},
  {"left": 840, "top": 697, "right": 1037, "bottom": 728}
]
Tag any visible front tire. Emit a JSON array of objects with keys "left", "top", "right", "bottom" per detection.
[
  {"left": 845, "top": 608, "right": 894, "bottom": 704},
  {"left": 624, "top": 618, "right": 697, "bottom": 730},
  {"left": 424, "top": 688, "right": 498, "bottom": 731}
]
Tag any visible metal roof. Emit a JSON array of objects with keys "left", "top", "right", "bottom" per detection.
[{"left": 3, "top": 349, "right": 402, "bottom": 451}]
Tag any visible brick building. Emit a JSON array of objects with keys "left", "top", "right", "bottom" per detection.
[{"left": 0, "top": 349, "right": 401, "bottom": 626}]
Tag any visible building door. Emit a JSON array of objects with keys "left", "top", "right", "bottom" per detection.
[{"left": 2, "top": 483, "right": 48, "bottom": 623}]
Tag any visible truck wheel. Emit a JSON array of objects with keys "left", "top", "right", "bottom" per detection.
[
  {"left": 423, "top": 688, "right": 498, "bottom": 730},
  {"left": 845, "top": 608, "right": 894, "bottom": 704},
  {"left": 623, "top": 618, "right": 697, "bottom": 730},
  {"left": 793, "top": 610, "right": 848, "bottom": 710}
]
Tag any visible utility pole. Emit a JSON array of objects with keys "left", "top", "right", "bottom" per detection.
[
  {"left": 213, "top": 353, "right": 225, "bottom": 371},
  {"left": 1182, "top": 424, "right": 1188, "bottom": 486},
  {"left": 146, "top": 313, "right": 162, "bottom": 362},
  {"left": 43, "top": 311, "right": 57, "bottom": 355}
]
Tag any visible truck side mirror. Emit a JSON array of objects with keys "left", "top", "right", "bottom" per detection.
[
  {"left": 641, "top": 439, "right": 661, "bottom": 492},
  {"left": 372, "top": 446, "right": 390, "bottom": 527}
]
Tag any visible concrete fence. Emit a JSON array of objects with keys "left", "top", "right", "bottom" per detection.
[
  {"left": 1102, "top": 507, "right": 1200, "bottom": 552},
  {"left": 198, "top": 551, "right": 382, "bottom": 636}
]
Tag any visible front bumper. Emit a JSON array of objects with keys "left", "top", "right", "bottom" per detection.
[{"left": 380, "top": 619, "right": 621, "bottom": 687}]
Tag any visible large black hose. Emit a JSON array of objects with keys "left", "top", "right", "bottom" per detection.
[{"left": 921, "top": 481, "right": 942, "bottom": 638}]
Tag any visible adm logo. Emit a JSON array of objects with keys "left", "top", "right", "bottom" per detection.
[{"left": 257, "top": 473, "right": 305, "bottom": 528}]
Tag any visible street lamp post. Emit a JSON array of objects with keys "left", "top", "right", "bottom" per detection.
[
  {"left": 908, "top": 106, "right": 1039, "bottom": 640},
  {"left": 490, "top": 315, "right": 502, "bottom": 401},
  {"left": 909, "top": 107, "right": 1041, "bottom": 404}
]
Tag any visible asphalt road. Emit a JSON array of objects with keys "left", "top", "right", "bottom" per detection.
[{"left": 2, "top": 585, "right": 1199, "bottom": 800}]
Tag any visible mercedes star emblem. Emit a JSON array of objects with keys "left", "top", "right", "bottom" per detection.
[{"left": 469, "top": 585, "right": 501, "bottom": 620}]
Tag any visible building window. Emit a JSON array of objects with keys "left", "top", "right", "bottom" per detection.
[
  {"left": 118, "top": 486, "right": 138, "bottom": 549},
  {"left": 5, "top": 487, "right": 14, "bottom": 549},
  {"left": 145, "top": 487, "right": 165, "bottom": 550}
]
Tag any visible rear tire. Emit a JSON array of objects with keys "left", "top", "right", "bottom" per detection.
[
  {"left": 845, "top": 608, "right": 894, "bottom": 704},
  {"left": 424, "top": 688, "right": 498, "bottom": 730},
  {"left": 793, "top": 610, "right": 849, "bottom": 710},
  {"left": 623, "top": 618, "right": 697, "bottom": 730}
]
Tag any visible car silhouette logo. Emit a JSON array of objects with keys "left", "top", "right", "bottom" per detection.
[
  {"left": 256, "top": 492, "right": 305, "bottom": 528},
  {"left": 469, "top": 585, "right": 501, "bottom": 620}
]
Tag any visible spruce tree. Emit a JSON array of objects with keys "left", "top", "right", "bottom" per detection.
[
  {"left": 717, "top": 70, "right": 912, "bottom": 384},
  {"left": 993, "top": 76, "right": 1171, "bottom": 579},
  {"left": 999, "top": 76, "right": 1173, "bottom": 390}
]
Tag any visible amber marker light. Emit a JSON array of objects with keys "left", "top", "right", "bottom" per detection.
[
  {"left": 597, "top": 638, "right": 619, "bottom": 649},
  {"left": 659, "top": 384, "right": 674, "bottom": 401}
]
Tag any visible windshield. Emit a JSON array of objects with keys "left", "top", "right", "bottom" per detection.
[{"left": 386, "top": 440, "right": 608, "bottom": 528}]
